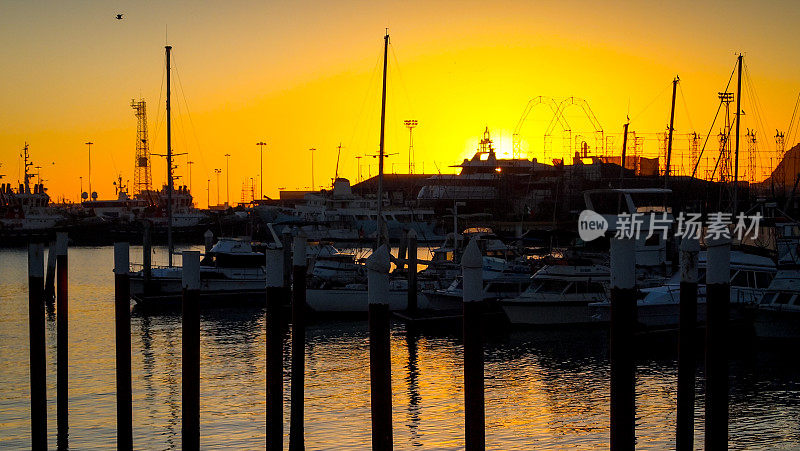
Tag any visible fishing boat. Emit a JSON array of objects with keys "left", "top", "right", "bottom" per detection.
[{"left": 0, "top": 144, "right": 67, "bottom": 236}]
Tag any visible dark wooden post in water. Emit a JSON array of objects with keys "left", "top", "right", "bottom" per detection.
[
  {"left": 55, "top": 233, "right": 69, "bottom": 448},
  {"left": 282, "top": 227, "right": 293, "bottom": 304},
  {"left": 142, "top": 221, "right": 152, "bottom": 295},
  {"left": 289, "top": 234, "right": 306, "bottom": 451},
  {"left": 610, "top": 236, "right": 636, "bottom": 450},
  {"left": 407, "top": 229, "right": 418, "bottom": 313},
  {"left": 44, "top": 239, "right": 57, "bottom": 303},
  {"left": 705, "top": 236, "right": 731, "bottom": 450},
  {"left": 265, "top": 245, "right": 284, "bottom": 450},
  {"left": 461, "top": 239, "right": 484, "bottom": 450},
  {"left": 28, "top": 243, "right": 47, "bottom": 450},
  {"left": 113, "top": 242, "right": 133, "bottom": 450},
  {"left": 367, "top": 245, "right": 393, "bottom": 450},
  {"left": 676, "top": 235, "right": 699, "bottom": 450},
  {"left": 182, "top": 251, "right": 201, "bottom": 450}
]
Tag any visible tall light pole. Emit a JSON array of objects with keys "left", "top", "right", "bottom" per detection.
[
  {"left": 256, "top": 141, "right": 267, "bottom": 199},
  {"left": 309, "top": 148, "right": 316, "bottom": 190},
  {"left": 356, "top": 156, "right": 363, "bottom": 182},
  {"left": 214, "top": 168, "right": 222, "bottom": 206},
  {"left": 404, "top": 119, "right": 418, "bottom": 174},
  {"left": 207, "top": 178, "right": 211, "bottom": 209},
  {"left": 85, "top": 141, "right": 93, "bottom": 199},
  {"left": 79, "top": 176, "right": 83, "bottom": 203},
  {"left": 224, "top": 153, "right": 231, "bottom": 206}
]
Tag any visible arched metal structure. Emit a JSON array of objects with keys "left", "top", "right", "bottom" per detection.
[
  {"left": 512, "top": 96, "right": 569, "bottom": 159},
  {"left": 546, "top": 97, "right": 605, "bottom": 160}
]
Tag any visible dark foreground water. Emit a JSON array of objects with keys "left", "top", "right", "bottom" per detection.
[{"left": 2, "top": 246, "right": 800, "bottom": 449}]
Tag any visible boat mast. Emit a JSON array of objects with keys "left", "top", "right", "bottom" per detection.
[
  {"left": 619, "top": 121, "right": 629, "bottom": 186},
  {"left": 665, "top": 76, "right": 678, "bottom": 188},
  {"left": 376, "top": 30, "right": 389, "bottom": 248},
  {"left": 733, "top": 53, "right": 742, "bottom": 213},
  {"left": 166, "top": 45, "right": 174, "bottom": 266}
]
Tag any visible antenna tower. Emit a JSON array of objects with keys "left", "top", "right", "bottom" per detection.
[{"left": 131, "top": 98, "right": 153, "bottom": 196}]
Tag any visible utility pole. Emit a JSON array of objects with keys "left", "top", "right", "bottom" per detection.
[
  {"left": 356, "top": 156, "right": 363, "bottom": 182},
  {"left": 224, "top": 153, "right": 231, "bottom": 206},
  {"left": 665, "top": 76, "right": 678, "bottom": 188},
  {"left": 309, "top": 148, "right": 316, "bottom": 190},
  {"left": 733, "top": 54, "right": 743, "bottom": 213},
  {"left": 85, "top": 141, "right": 93, "bottom": 199},
  {"left": 256, "top": 141, "right": 267, "bottom": 199},
  {"left": 404, "top": 119, "right": 418, "bottom": 174},
  {"left": 207, "top": 178, "right": 210, "bottom": 209}
]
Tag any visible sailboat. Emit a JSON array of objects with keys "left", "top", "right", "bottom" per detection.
[
  {"left": 304, "top": 31, "right": 436, "bottom": 313},
  {"left": 128, "top": 46, "right": 268, "bottom": 307}
]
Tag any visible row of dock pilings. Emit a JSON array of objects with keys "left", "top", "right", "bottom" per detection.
[
  {"left": 608, "top": 234, "right": 731, "bottom": 451},
  {"left": 23, "top": 231, "right": 731, "bottom": 449}
]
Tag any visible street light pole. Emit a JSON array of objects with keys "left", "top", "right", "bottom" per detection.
[
  {"left": 309, "top": 148, "right": 316, "bottom": 190},
  {"left": 256, "top": 141, "right": 267, "bottom": 199},
  {"left": 214, "top": 169, "right": 222, "bottom": 207},
  {"left": 224, "top": 153, "right": 231, "bottom": 206},
  {"left": 207, "top": 178, "right": 211, "bottom": 209},
  {"left": 85, "top": 141, "right": 93, "bottom": 199}
]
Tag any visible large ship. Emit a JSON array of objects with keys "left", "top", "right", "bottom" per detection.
[{"left": 0, "top": 143, "right": 67, "bottom": 239}]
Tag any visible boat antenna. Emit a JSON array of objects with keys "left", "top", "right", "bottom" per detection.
[
  {"left": 376, "top": 30, "right": 389, "bottom": 248},
  {"left": 166, "top": 45, "right": 174, "bottom": 266}
]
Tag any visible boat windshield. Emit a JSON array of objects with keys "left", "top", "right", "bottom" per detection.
[{"left": 533, "top": 279, "right": 571, "bottom": 294}]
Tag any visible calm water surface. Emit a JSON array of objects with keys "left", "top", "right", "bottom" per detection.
[{"left": 1, "top": 246, "right": 800, "bottom": 449}]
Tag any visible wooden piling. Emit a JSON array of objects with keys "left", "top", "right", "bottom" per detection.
[
  {"left": 705, "top": 236, "right": 731, "bottom": 450},
  {"left": 266, "top": 246, "right": 284, "bottom": 451},
  {"left": 114, "top": 242, "right": 133, "bottom": 450},
  {"left": 610, "top": 236, "right": 636, "bottom": 451},
  {"left": 289, "top": 234, "right": 306, "bottom": 451},
  {"left": 28, "top": 242, "right": 47, "bottom": 450},
  {"left": 677, "top": 236, "right": 699, "bottom": 451},
  {"left": 44, "top": 239, "right": 57, "bottom": 303},
  {"left": 142, "top": 221, "right": 152, "bottom": 294},
  {"left": 407, "top": 229, "right": 418, "bottom": 313},
  {"left": 282, "top": 227, "right": 293, "bottom": 304},
  {"left": 368, "top": 245, "right": 393, "bottom": 450},
  {"left": 182, "top": 251, "right": 201, "bottom": 450},
  {"left": 55, "top": 233, "right": 69, "bottom": 448},
  {"left": 462, "top": 239, "right": 484, "bottom": 451}
]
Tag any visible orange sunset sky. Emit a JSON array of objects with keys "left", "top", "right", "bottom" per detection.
[{"left": 2, "top": 0, "right": 799, "bottom": 205}]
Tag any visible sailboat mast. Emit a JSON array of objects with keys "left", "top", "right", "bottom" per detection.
[
  {"left": 376, "top": 31, "right": 389, "bottom": 248},
  {"left": 733, "top": 53, "right": 742, "bottom": 213},
  {"left": 665, "top": 76, "right": 678, "bottom": 188},
  {"left": 166, "top": 45, "right": 174, "bottom": 266}
]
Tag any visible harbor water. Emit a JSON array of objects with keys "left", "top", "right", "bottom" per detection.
[{"left": 2, "top": 246, "right": 800, "bottom": 449}]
